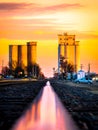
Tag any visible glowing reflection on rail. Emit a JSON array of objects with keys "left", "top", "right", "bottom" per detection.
[{"left": 11, "top": 81, "right": 79, "bottom": 130}]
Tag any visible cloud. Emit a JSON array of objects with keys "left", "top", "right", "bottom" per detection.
[
  {"left": 0, "top": 2, "right": 36, "bottom": 10},
  {"left": 42, "top": 3, "right": 82, "bottom": 11},
  {"left": 0, "top": 2, "right": 82, "bottom": 12},
  {"left": 77, "top": 32, "right": 98, "bottom": 39}
]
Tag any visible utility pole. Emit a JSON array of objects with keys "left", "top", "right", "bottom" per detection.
[
  {"left": 88, "top": 63, "right": 90, "bottom": 79},
  {"left": 2, "top": 60, "right": 4, "bottom": 74},
  {"left": 32, "top": 65, "right": 34, "bottom": 78},
  {"left": 80, "top": 64, "right": 83, "bottom": 70},
  {"left": 58, "top": 45, "right": 60, "bottom": 73},
  {"left": 34, "top": 65, "right": 37, "bottom": 78},
  {"left": 53, "top": 67, "right": 55, "bottom": 77},
  {"left": 88, "top": 63, "right": 90, "bottom": 73}
]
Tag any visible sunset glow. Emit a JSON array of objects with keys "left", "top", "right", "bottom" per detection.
[
  {"left": 11, "top": 81, "right": 78, "bottom": 130},
  {"left": 0, "top": 0, "right": 98, "bottom": 77}
]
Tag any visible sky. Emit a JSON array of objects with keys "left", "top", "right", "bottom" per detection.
[{"left": 0, "top": 0, "right": 98, "bottom": 77}]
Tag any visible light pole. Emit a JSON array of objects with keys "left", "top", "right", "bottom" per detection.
[{"left": 2, "top": 60, "right": 4, "bottom": 75}]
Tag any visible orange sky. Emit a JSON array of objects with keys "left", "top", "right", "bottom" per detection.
[{"left": 0, "top": 0, "right": 98, "bottom": 77}]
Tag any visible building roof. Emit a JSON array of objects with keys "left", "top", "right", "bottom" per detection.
[{"left": 78, "top": 70, "right": 85, "bottom": 72}]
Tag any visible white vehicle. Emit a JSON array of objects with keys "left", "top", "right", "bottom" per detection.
[{"left": 74, "top": 78, "right": 93, "bottom": 84}]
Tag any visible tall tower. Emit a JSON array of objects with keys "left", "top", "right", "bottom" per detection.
[
  {"left": 27, "top": 42, "right": 37, "bottom": 66},
  {"left": 18, "top": 45, "right": 22, "bottom": 67},
  {"left": 18, "top": 45, "right": 27, "bottom": 69},
  {"left": 9, "top": 45, "right": 18, "bottom": 70},
  {"left": 58, "top": 33, "right": 80, "bottom": 73}
]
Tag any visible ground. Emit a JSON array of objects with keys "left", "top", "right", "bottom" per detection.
[{"left": 0, "top": 79, "right": 98, "bottom": 130}]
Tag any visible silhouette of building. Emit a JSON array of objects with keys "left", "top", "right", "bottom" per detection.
[
  {"left": 58, "top": 33, "right": 80, "bottom": 73},
  {"left": 9, "top": 42, "right": 37, "bottom": 70}
]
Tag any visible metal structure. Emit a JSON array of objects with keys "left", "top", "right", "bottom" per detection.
[{"left": 58, "top": 33, "right": 80, "bottom": 74}]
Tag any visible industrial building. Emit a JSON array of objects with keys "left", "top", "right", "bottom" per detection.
[
  {"left": 9, "top": 42, "right": 37, "bottom": 71},
  {"left": 58, "top": 33, "right": 80, "bottom": 73},
  {"left": 27, "top": 42, "right": 37, "bottom": 66},
  {"left": 9, "top": 45, "right": 18, "bottom": 69}
]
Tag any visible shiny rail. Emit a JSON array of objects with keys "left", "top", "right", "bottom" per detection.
[{"left": 11, "top": 81, "right": 79, "bottom": 130}]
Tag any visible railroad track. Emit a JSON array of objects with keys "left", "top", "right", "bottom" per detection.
[
  {"left": 0, "top": 80, "right": 98, "bottom": 130},
  {"left": 51, "top": 81, "right": 98, "bottom": 130},
  {"left": 0, "top": 80, "right": 45, "bottom": 130}
]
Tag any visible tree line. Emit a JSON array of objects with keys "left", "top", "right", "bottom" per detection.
[{"left": 1, "top": 61, "right": 45, "bottom": 79}]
